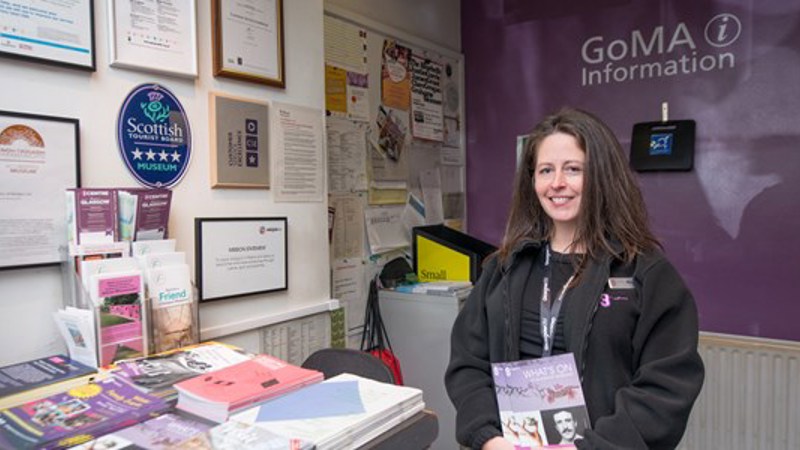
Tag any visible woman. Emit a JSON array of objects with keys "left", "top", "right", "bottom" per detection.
[{"left": 445, "top": 108, "right": 704, "bottom": 449}]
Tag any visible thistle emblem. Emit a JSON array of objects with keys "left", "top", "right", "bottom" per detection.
[{"left": 141, "top": 90, "right": 171, "bottom": 123}]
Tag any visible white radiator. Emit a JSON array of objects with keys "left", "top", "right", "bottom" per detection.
[{"left": 678, "top": 332, "right": 800, "bottom": 450}]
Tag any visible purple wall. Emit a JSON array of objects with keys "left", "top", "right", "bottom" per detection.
[{"left": 462, "top": 0, "right": 800, "bottom": 341}]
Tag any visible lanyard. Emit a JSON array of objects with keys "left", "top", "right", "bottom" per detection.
[{"left": 540, "top": 244, "right": 575, "bottom": 357}]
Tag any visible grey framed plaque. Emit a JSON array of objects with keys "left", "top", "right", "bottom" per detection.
[{"left": 209, "top": 92, "right": 270, "bottom": 188}]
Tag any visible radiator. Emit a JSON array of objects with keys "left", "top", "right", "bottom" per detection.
[{"left": 678, "top": 332, "right": 800, "bottom": 450}]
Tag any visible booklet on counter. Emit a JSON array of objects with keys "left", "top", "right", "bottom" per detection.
[
  {"left": 174, "top": 354, "right": 324, "bottom": 423},
  {"left": 0, "top": 355, "right": 99, "bottom": 410},
  {"left": 176, "top": 419, "right": 314, "bottom": 450},
  {"left": 112, "top": 342, "right": 252, "bottom": 401},
  {"left": 232, "top": 373, "right": 425, "bottom": 450},
  {"left": 68, "top": 412, "right": 214, "bottom": 450},
  {"left": 0, "top": 377, "right": 169, "bottom": 450}
]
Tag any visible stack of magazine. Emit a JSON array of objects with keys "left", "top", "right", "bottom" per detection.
[
  {"left": 112, "top": 341, "right": 253, "bottom": 403},
  {"left": 232, "top": 373, "right": 425, "bottom": 449},
  {"left": 393, "top": 280, "right": 473, "bottom": 297},
  {"left": 0, "top": 355, "right": 102, "bottom": 410},
  {"left": 173, "top": 354, "right": 324, "bottom": 423}
]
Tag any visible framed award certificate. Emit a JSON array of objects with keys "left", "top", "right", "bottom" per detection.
[
  {"left": 0, "top": 111, "right": 81, "bottom": 270},
  {"left": 108, "top": 0, "right": 199, "bottom": 78},
  {"left": 211, "top": 0, "right": 285, "bottom": 88},
  {"left": 0, "top": 0, "right": 95, "bottom": 70}
]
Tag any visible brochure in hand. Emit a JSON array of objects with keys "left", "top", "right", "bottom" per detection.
[
  {"left": 492, "top": 353, "right": 591, "bottom": 449},
  {"left": 0, "top": 376, "right": 169, "bottom": 449}
]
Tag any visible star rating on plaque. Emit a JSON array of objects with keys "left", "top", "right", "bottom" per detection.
[{"left": 131, "top": 148, "right": 181, "bottom": 163}]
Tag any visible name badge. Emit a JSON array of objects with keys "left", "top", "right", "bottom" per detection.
[{"left": 608, "top": 277, "right": 634, "bottom": 289}]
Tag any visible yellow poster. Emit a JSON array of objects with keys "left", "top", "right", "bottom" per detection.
[{"left": 325, "top": 64, "right": 347, "bottom": 114}]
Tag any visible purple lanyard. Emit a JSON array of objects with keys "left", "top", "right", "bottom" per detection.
[{"left": 540, "top": 244, "right": 575, "bottom": 357}]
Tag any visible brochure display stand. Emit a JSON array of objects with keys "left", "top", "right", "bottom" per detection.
[{"left": 57, "top": 253, "right": 199, "bottom": 368}]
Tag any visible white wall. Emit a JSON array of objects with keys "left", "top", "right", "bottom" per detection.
[
  {"left": 0, "top": 0, "right": 329, "bottom": 365},
  {"left": 326, "top": 0, "right": 461, "bottom": 51}
]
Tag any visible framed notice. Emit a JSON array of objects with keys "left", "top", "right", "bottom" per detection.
[
  {"left": 0, "top": 111, "right": 81, "bottom": 270},
  {"left": 195, "top": 217, "right": 287, "bottom": 302},
  {"left": 209, "top": 92, "right": 270, "bottom": 188},
  {"left": 0, "top": 0, "right": 96, "bottom": 70},
  {"left": 211, "top": 0, "right": 285, "bottom": 87},
  {"left": 108, "top": 0, "right": 198, "bottom": 78}
]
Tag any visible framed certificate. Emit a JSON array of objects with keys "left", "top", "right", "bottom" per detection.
[
  {"left": 108, "top": 0, "right": 198, "bottom": 78},
  {"left": 195, "top": 217, "right": 288, "bottom": 302},
  {"left": 211, "top": 0, "right": 285, "bottom": 88},
  {"left": 0, "top": 110, "right": 81, "bottom": 270},
  {"left": 209, "top": 92, "right": 270, "bottom": 188},
  {"left": 0, "top": 0, "right": 95, "bottom": 70}
]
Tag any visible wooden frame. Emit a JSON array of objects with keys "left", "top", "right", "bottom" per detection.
[
  {"left": 0, "top": 0, "right": 96, "bottom": 71},
  {"left": 209, "top": 92, "right": 270, "bottom": 188},
  {"left": 107, "top": 0, "right": 198, "bottom": 78},
  {"left": 211, "top": 0, "right": 285, "bottom": 88},
  {"left": 0, "top": 110, "right": 81, "bottom": 270},
  {"left": 195, "top": 217, "right": 288, "bottom": 302}
]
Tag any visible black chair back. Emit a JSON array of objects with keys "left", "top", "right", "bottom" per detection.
[{"left": 301, "top": 348, "right": 395, "bottom": 384}]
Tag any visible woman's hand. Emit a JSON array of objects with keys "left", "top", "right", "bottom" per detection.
[{"left": 482, "top": 436, "right": 515, "bottom": 450}]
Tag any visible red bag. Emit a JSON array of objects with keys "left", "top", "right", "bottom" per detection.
[
  {"left": 368, "top": 348, "right": 404, "bottom": 386},
  {"left": 361, "top": 277, "right": 404, "bottom": 385}
]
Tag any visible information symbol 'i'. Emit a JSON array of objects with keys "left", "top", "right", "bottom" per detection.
[{"left": 705, "top": 13, "right": 741, "bottom": 48}]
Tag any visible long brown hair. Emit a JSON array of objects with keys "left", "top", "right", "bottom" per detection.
[{"left": 497, "top": 107, "right": 660, "bottom": 265}]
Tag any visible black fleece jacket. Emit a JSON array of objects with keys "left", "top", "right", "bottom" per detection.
[{"left": 444, "top": 241, "right": 704, "bottom": 449}]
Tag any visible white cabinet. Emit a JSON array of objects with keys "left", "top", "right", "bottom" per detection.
[{"left": 379, "top": 290, "right": 465, "bottom": 450}]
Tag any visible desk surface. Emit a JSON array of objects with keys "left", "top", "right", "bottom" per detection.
[{"left": 359, "top": 409, "right": 439, "bottom": 450}]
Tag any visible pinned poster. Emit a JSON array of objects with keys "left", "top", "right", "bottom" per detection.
[
  {"left": 381, "top": 40, "right": 411, "bottom": 111},
  {"left": 410, "top": 54, "right": 444, "bottom": 141},
  {"left": 325, "top": 64, "right": 348, "bottom": 115}
]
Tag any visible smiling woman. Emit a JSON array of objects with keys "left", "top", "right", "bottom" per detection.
[
  {"left": 532, "top": 132, "right": 585, "bottom": 253},
  {"left": 445, "top": 108, "right": 704, "bottom": 450}
]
